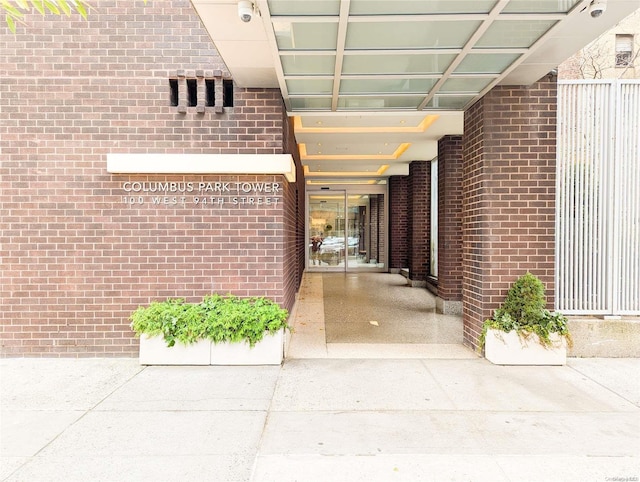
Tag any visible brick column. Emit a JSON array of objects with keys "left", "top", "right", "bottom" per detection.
[
  {"left": 408, "top": 161, "right": 430, "bottom": 285},
  {"left": 462, "top": 74, "right": 557, "bottom": 350},
  {"left": 389, "top": 176, "right": 409, "bottom": 270},
  {"left": 437, "top": 136, "right": 463, "bottom": 314}
]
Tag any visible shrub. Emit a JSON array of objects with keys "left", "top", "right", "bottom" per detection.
[
  {"left": 130, "top": 295, "right": 289, "bottom": 348},
  {"left": 494, "top": 272, "right": 545, "bottom": 327},
  {"left": 480, "top": 272, "right": 571, "bottom": 350}
]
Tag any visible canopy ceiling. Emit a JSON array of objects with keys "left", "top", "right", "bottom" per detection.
[{"left": 191, "top": 0, "right": 639, "bottom": 182}]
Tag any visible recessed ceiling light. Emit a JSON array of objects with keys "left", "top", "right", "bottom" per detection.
[
  {"left": 400, "top": 120, "right": 405, "bottom": 124},
  {"left": 316, "top": 121, "right": 322, "bottom": 125}
]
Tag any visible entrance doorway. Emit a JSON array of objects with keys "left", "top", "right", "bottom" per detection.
[{"left": 307, "top": 185, "right": 387, "bottom": 272}]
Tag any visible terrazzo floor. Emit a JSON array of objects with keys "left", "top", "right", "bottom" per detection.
[
  {"left": 323, "top": 272, "right": 462, "bottom": 344},
  {"left": 286, "top": 272, "right": 476, "bottom": 359}
]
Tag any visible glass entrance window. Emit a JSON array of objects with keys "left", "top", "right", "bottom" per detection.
[
  {"left": 307, "top": 189, "right": 386, "bottom": 272},
  {"left": 308, "top": 193, "right": 345, "bottom": 270}
]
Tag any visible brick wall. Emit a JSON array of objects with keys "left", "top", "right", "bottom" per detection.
[
  {"left": 462, "top": 75, "right": 558, "bottom": 350},
  {"left": 389, "top": 176, "right": 409, "bottom": 269},
  {"left": 282, "top": 113, "right": 306, "bottom": 311},
  {"left": 0, "top": 1, "right": 303, "bottom": 356},
  {"left": 408, "top": 161, "right": 431, "bottom": 282},
  {"left": 437, "top": 136, "right": 463, "bottom": 301}
]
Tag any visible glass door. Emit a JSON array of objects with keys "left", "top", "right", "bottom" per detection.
[
  {"left": 307, "top": 185, "right": 386, "bottom": 272},
  {"left": 308, "top": 192, "right": 346, "bottom": 271}
]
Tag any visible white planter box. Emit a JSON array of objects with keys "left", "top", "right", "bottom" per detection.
[
  {"left": 139, "top": 330, "right": 284, "bottom": 366},
  {"left": 139, "top": 335, "right": 211, "bottom": 366},
  {"left": 210, "top": 329, "right": 284, "bottom": 365},
  {"left": 485, "top": 328, "right": 567, "bottom": 366}
]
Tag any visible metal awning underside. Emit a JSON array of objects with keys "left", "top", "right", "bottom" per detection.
[{"left": 191, "top": 0, "right": 639, "bottom": 181}]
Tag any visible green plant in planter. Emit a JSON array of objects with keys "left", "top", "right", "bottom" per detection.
[
  {"left": 201, "top": 295, "right": 289, "bottom": 347},
  {"left": 479, "top": 272, "right": 572, "bottom": 350},
  {"left": 130, "top": 295, "right": 289, "bottom": 348},
  {"left": 130, "top": 298, "right": 206, "bottom": 347}
]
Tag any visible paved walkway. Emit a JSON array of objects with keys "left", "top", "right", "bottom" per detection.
[
  {"left": 2, "top": 357, "right": 638, "bottom": 481},
  {"left": 1, "top": 273, "right": 639, "bottom": 481}
]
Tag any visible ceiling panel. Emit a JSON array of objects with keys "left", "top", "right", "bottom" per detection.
[
  {"left": 455, "top": 53, "right": 523, "bottom": 74},
  {"left": 339, "top": 78, "right": 438, "bottom": 95},
  {"left": 337, "top": 96, "right": 424, "bottom": 110},
  {"left": 286, "top": 78, "right": 334, "bottom": 95},
  {"left": 342, "top": 53, "right": 457, "bottom": 75},
  {"left": 502, "top": 0, "right": 582, "bottom": 13},
  {"left": 439, "top": 77, "right": 495, "bottom": 93},
  {"left": 274, "top": 21, "right": 339, "bottom": 50},
  {"left": 475, "top": 19, "right": 559, "bottom": 48},
  {"left": 345, "top": 20, "right": 482, "bottom": 50},
  {"left": 267, "top": 0, "right": 341, "bottom": 16},
  {"left": 280, "top": 54, "right": 336, "bottom": 75},
  {"left": 425, "top": 95, "right": 478, "bottom": 110},
  {"left": 349, "top": 0, "right": 498, "bottom": 15}
]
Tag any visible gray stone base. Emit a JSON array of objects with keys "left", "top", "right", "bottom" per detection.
[
  {"left": 436, "top": 298, "right": 463, "bottom": 316},
  {"left": 567, "top": 317, "right": 640, "bottom": 357},
  {"left": 406, "top": 278, "right": 427, "bottom": 288}
]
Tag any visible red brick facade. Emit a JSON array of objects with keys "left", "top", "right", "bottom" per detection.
[
  {"left": 437, "top": 136, "right": 464, "bottom": 302},
  {"left": 282, "top": 114, "right": 306, "bottom": 310},
  {"left": 0, "top": 2, "right": 304, "bottom": 356},
  {"left": 389, "top": 163, "right": 432, "bottom": 284},
  {"left": 389, "top": 176, "right": 409, "bottom": 269},
  {"left": 462, "top": 75, "right": 558, "bottom": 349},
  {"left": 408, "top": 161, "right": 431, "bottom": 283}
]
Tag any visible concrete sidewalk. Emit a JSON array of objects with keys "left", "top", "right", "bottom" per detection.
[{"left": 1, "top": 357, "right": 639, "bottom": 482}]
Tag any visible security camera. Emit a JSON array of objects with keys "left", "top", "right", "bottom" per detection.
[
  {"left": 589, "top": 0, "right": 607, "bottom": 18},
  {"left": 238, "top": 1, "right": 253, "bottom": 23}
]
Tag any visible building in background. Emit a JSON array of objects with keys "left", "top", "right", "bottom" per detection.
[
  {"left": 559, "top": 7, "right": 640, "bottom": 78},
  {"left": 555, "top": 7, "right": 640, "bottom": 338}
]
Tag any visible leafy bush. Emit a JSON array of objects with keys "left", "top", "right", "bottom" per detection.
[
  {"left": 494, "top": 272, "right": 545, "bottom": 327},
  {"left": 480, "top": 272, "right": 571, "bottom": 350},
  {"left": 130, "top": 295, "right": 289, "bottom": 348}
]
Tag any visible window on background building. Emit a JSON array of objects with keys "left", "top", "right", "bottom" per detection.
[
  {"left": 223, "top": 79, "right": 234, "bottom": 107},
  {"left": 169, "top": 79, "right": 178, "bottom": 106},
  {"left": 187, "top": 79, "right": 198, "bottom": 107},
  {"left": 205, "top": 79, "right": 215, "bottom": 106},
  {"left": 615, "top": 34, "right": 634, "bottom": 68}
]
